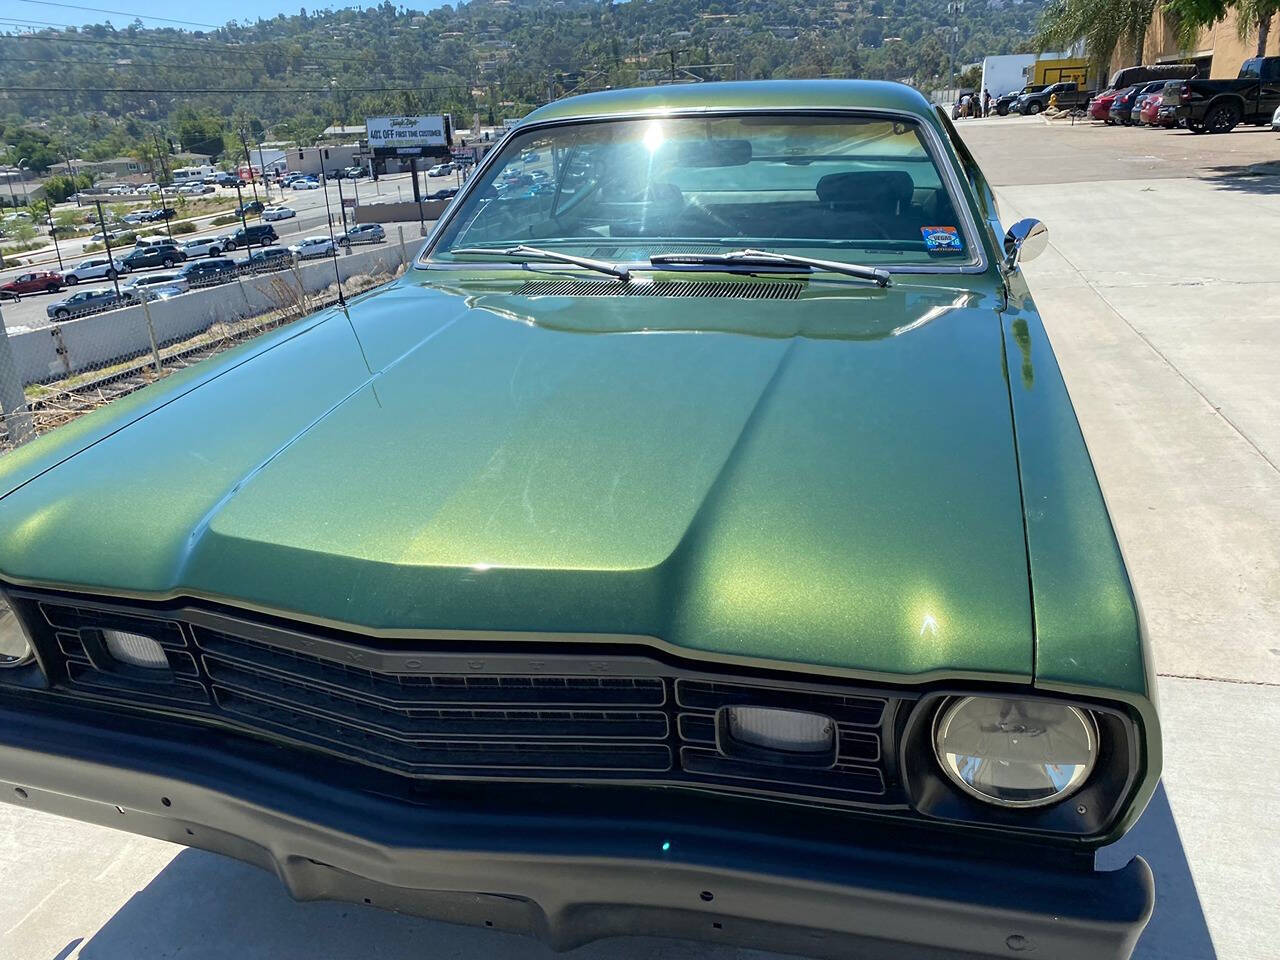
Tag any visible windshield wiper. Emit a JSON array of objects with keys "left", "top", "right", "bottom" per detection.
[
  {"left": 650, "top": 249, "right": 890, "bottom": 287},
  {"left": 448, "top": 245, "right": 630, "bottom": 281}
]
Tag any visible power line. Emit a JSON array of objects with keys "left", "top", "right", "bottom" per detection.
[
  {"left": 0, "top": 82, "right": 480, "bottom": 94},
  {"left": 13, "top": 0, "right": 221, "bottom": 29},
  {"left": 0, "top": 24, "right": 393, "bottom": 65}
]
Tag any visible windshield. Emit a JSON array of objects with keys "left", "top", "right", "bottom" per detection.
[{"left": 428, "top": 113, "right": 978, "bottom": 269}]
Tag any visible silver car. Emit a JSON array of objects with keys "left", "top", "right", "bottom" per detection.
[
  {"left": 181, "top": 236, "right": 227, "bottom": 258},
  {"left": 121, "top": 272, "right": 190, "bottom": 301},
  {"left": 338, "top": 223, "right": 386, "bottom": 246},
  {"left": 47, "top": 288, "right": 122, "bottom": 320}
]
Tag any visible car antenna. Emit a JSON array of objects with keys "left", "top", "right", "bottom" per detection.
[{"left": 316, "top": 144, "right": 347, "bottom": 307}]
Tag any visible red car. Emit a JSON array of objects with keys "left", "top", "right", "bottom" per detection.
[
  {"left": 1089, "top": 89, "right": 1119, "bottom": 122},
  {"left": 0, "top": 269, "right": 64, "bottom": 301},
  {"left": 1137, "top": 92, "right": 1163, "bottom": 126}
]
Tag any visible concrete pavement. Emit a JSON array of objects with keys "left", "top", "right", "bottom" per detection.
[{"left": 961, "top": 117, "right": 1280, "bottom": 960}]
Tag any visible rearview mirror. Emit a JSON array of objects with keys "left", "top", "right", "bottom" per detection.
[{"left": 1003, "top": 218, "right": 1048, "bottom": 272}]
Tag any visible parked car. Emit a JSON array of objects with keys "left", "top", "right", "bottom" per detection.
[
  {"left": 1109, "top": 83, "right": 1166, "bottom": 125},
  {"left": 224, "top": 224, "right": 278, "bottom": 250},
  {"left": 1273, "top": 103, "right": 1280, "bottom": 130},
  {"left": 1174, "top": 56, "right": 1280, "bottom": 132},
  {"left": 181, "top": 236, "right": 227, "bottom": 258},
  {"left": 144, "top": 207, "right": 176, "bottom": 222},
  {"left": 0, "top": 81, "right": 1161, "bottom": 960},
  {"left": 89, "top": 230, "right": 126, "bottom": 243},
  {"left": 0, "top": 270, "right": 64, "bottom": 299},
  {"left": 1136, "top": 85, "right": 1172, "bottom": 126},
  {"left": 46, "top": 286, "right": 121, "bottom": 318},
  {"left": 138, "top": 182, "right": 160, "bottom": 193},
  {"left": 288, "top": 235, "right": 335, "bottom": 258},
  {"left": 1015, "top": 81, "right": 1094, "bottom": 115},
  {"left": 1088, "top": 89, "right": 1120, "bottom": 121},
  {"left": 62, "top": 256, "right": 127, "bottom": 284},
  {"left": 133, "top": 234, "right": 171, "bottom": 247},
  {"left": 236, "top": 200, "right": 266, "bottom": 217},
  {"left": 247, "top": 245, "right": 294, "bottom": 269},
  {"left": 177, "top": 257, "right": 239, "bottom": 287},
  {"left": 214, "top": 171, "right": 239, "bottom": 186},
  {"left": 291, "top": 178, "right": 321, "bottom": 190},
  {"left": 428, "top": 186, "right": 460, "bottom": 200},
  {"left": 120, "top": 271, "right": 189, "bottom": 300},
  {"left": 338, "top": 223, "right": 386, "bottom": 246},
  {"left": 121, "top": 212, "right": 150, "bottom": 225},
  {"left": 426, "top": 162, "right": 453, "bottom": 177},
  {"left": 122, "top": 242, "right": 186, "bottom": 270},
  {"left": 261, "top": 206, "right": 297, "bottom": 222},
  {"left": 994, "top": 84, "right": 1044, "bottom": 116},
  {"left": 178, "top": 183, "right": 213, "bottom": 195}
]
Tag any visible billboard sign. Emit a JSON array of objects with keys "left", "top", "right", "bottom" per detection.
[{"left": 365, "top": 115, "right": 452, "bottom": 158}]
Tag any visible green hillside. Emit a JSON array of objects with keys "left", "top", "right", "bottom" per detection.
[{"left": 1, "top": 0, "right": 1045, "bottom": 171}]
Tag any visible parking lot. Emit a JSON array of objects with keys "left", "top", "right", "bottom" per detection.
[
  {"left": 0, "top": 169, "right": 457, "bottom": 331},
  {"left": 0, "top": 114, "right": 1277, "bottom": 960}
]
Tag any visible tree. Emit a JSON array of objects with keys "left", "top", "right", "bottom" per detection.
[
  {"left": 1036, "top": 0, "right": 1161, "bottom": 70},
  {"left": 1164, "top": 0, "right": 1279, "bottom": 57}
]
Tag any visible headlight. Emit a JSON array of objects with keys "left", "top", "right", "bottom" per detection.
[
  {"left": 0, "top": 594, "right": 34, "bottom": 667},
  {"left": 933, "top": 696, "right": 1096, "bottom": 808}
]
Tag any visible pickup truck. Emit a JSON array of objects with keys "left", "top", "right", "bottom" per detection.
[
  {"left": 1173, "top": 56, "right": 1280, "bottom": 133},
  {"left": 1014, "top": 81, "right": 1093, "bottom": 114}
]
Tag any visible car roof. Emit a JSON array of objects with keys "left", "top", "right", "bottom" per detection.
[{"left": 521, "top": 79, "right": 936, "bottom": 126}]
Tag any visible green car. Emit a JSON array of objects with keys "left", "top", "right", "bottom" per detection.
[{"left": 0, "top": 81, "right": 1159, "bottom": 959}]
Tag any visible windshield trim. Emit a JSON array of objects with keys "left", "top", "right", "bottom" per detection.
[{"left": 416, "top": 106, "right": 991, "bottom": 277}]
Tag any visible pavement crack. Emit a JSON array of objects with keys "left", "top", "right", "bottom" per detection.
[{"left": 1157, "top": 671, "right": 1280, "bottom": 689}]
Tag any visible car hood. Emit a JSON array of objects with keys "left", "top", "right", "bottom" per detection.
[{"left": 0, "top": 273, "right": 1033, "bottom": 682}]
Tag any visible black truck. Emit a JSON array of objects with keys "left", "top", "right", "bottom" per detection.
[
  {"left": 1173, "top": 56, "right": 1280, "bottom": 133},
  {"left": 1014, "top": 81, "right": 1094, "bottom": 114}
]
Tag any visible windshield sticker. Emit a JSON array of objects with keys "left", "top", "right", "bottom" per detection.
[{"left": 921, "top": 225, "right": 964, "bottom": 254}]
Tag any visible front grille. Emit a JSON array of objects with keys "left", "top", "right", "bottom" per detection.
[
  {"left": 516, "top": 279, "right": 804, "bottom": 299},
  {"left": 23, "top": 596, "right": 907, "bottom": 809}
]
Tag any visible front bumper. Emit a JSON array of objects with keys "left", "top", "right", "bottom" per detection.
[{"left": 0, "top": 700, "right": 1153, "bottom": 960}]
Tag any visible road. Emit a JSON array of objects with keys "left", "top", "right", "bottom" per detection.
[
  {"left": 1, "top": 115, "right": 1277, "bottom": 960},
  {"left": 0, "top": 170, "right": 461, "bottom": 330}
]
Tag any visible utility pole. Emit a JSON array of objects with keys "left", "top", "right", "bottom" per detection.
[
  {"left": 45, "top": 199, "right": 64, "bottom": 271},
  {"left": 151, "top": 132, "right": 175, "bottom": 241},
  {"left": 946, "top": 1, "right": 964, "bottom": 95},
  {"left": 93, "top": 200, "right": 122, "bottom": 299},
  {"left": 239, "top": 127, "right": 261, "bottom": 207},
  {"left": 234, "top": 181, "right": 249, "bottom": 237},
  {"left": 336, "top": 176, "right": 349, "bottom": 236}
]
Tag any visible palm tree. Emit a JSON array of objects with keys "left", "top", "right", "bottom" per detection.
[{"left": 1037, "top": 0, "right": 1161, "bottom": 72}]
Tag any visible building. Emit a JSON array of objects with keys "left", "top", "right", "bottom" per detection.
[
  {"left": 73, "top": 157, "right": 147, "bottom": 181},
  {"left": 286, "top": 144, "right": 363, "bottom": 176},
  {"left": 248, "top": 147, "right": 287, "bottom": 175},
  {"left": 1126, "top": 9, "right": 1279, "bottom": 79}
]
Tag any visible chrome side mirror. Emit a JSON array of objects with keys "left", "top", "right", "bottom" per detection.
[{"left": 1002, "top": 219, "right": 1048, "bottom": 272}]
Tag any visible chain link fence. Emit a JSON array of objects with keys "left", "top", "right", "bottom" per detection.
[{"left": 0, "top": 228, "right": 417, "bottom": 454}]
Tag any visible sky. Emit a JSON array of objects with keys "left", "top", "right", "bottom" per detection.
[{"left": 0, "top": 0, "right": 451, "bottom": 33}]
